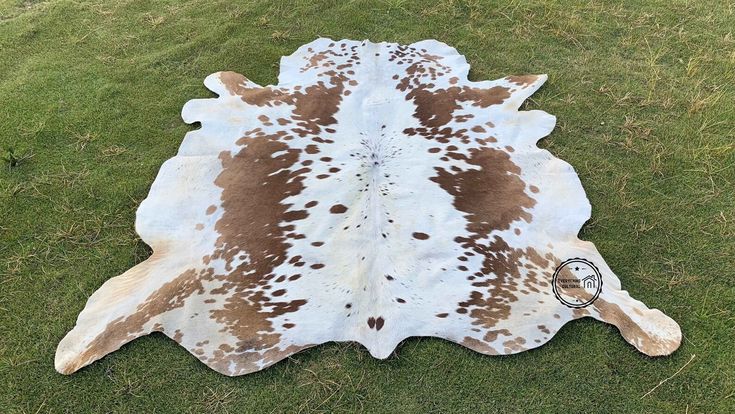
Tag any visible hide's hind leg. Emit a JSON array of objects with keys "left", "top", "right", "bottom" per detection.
[{"left": 55, "top": 251, "right": 199, "bottom": 374}]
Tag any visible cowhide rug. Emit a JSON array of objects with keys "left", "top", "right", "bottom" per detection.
[{"left": 56, "top": 38, "right": 682, "bottom": 376}]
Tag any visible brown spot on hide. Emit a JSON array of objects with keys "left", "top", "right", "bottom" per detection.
[
  {"left": 431, "top": 147, "right": 535, "bottom": 235},
  {"left": 221, "top": 70, "right": 347, "bottom": 138},
  {"left": 203, "top": 131, "right": 311, "bottom": 368},
  {"left": 433, "top": 147, "right": 552, "bottom": 331},
  {"left": 375, "top": 317, "right": 385, "bottom": 331},
  {"left": 405, "top": 85, "right": 511, "bottom": 128},
  {"left": 506, "top": 75, "right": 538, "bottom": 87},
  {"left": 330, "top": 204, "right": 348, "bottom": 214},
  {"left": 461, "top": 336, "right": 499, "bottom": 355}
]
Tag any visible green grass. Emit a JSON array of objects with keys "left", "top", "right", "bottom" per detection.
[{"left": 1, "top": 0, "right": 733, "bottom": 412}]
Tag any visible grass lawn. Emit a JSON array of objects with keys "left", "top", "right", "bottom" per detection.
[{"left": 1, "top": 0, "right": 733, "bottom": 412}]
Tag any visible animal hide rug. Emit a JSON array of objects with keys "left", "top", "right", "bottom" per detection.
[{"left": 56, "top": 38, "right": 682, "bottom": 376}]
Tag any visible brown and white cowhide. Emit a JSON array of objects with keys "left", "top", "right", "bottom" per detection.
[{"left": 56, "top": 38, "right": 681, "bottom": 376}]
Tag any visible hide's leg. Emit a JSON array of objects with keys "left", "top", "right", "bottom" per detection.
[
  {"left": 55, "top": 252, "right": 193, "bottom": 374},
  {"left": 561, "top": 240, "right": 682, "bottom": 356},
  {"left": 585, "top": 287, "right": 682, "bottom": 356}
]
